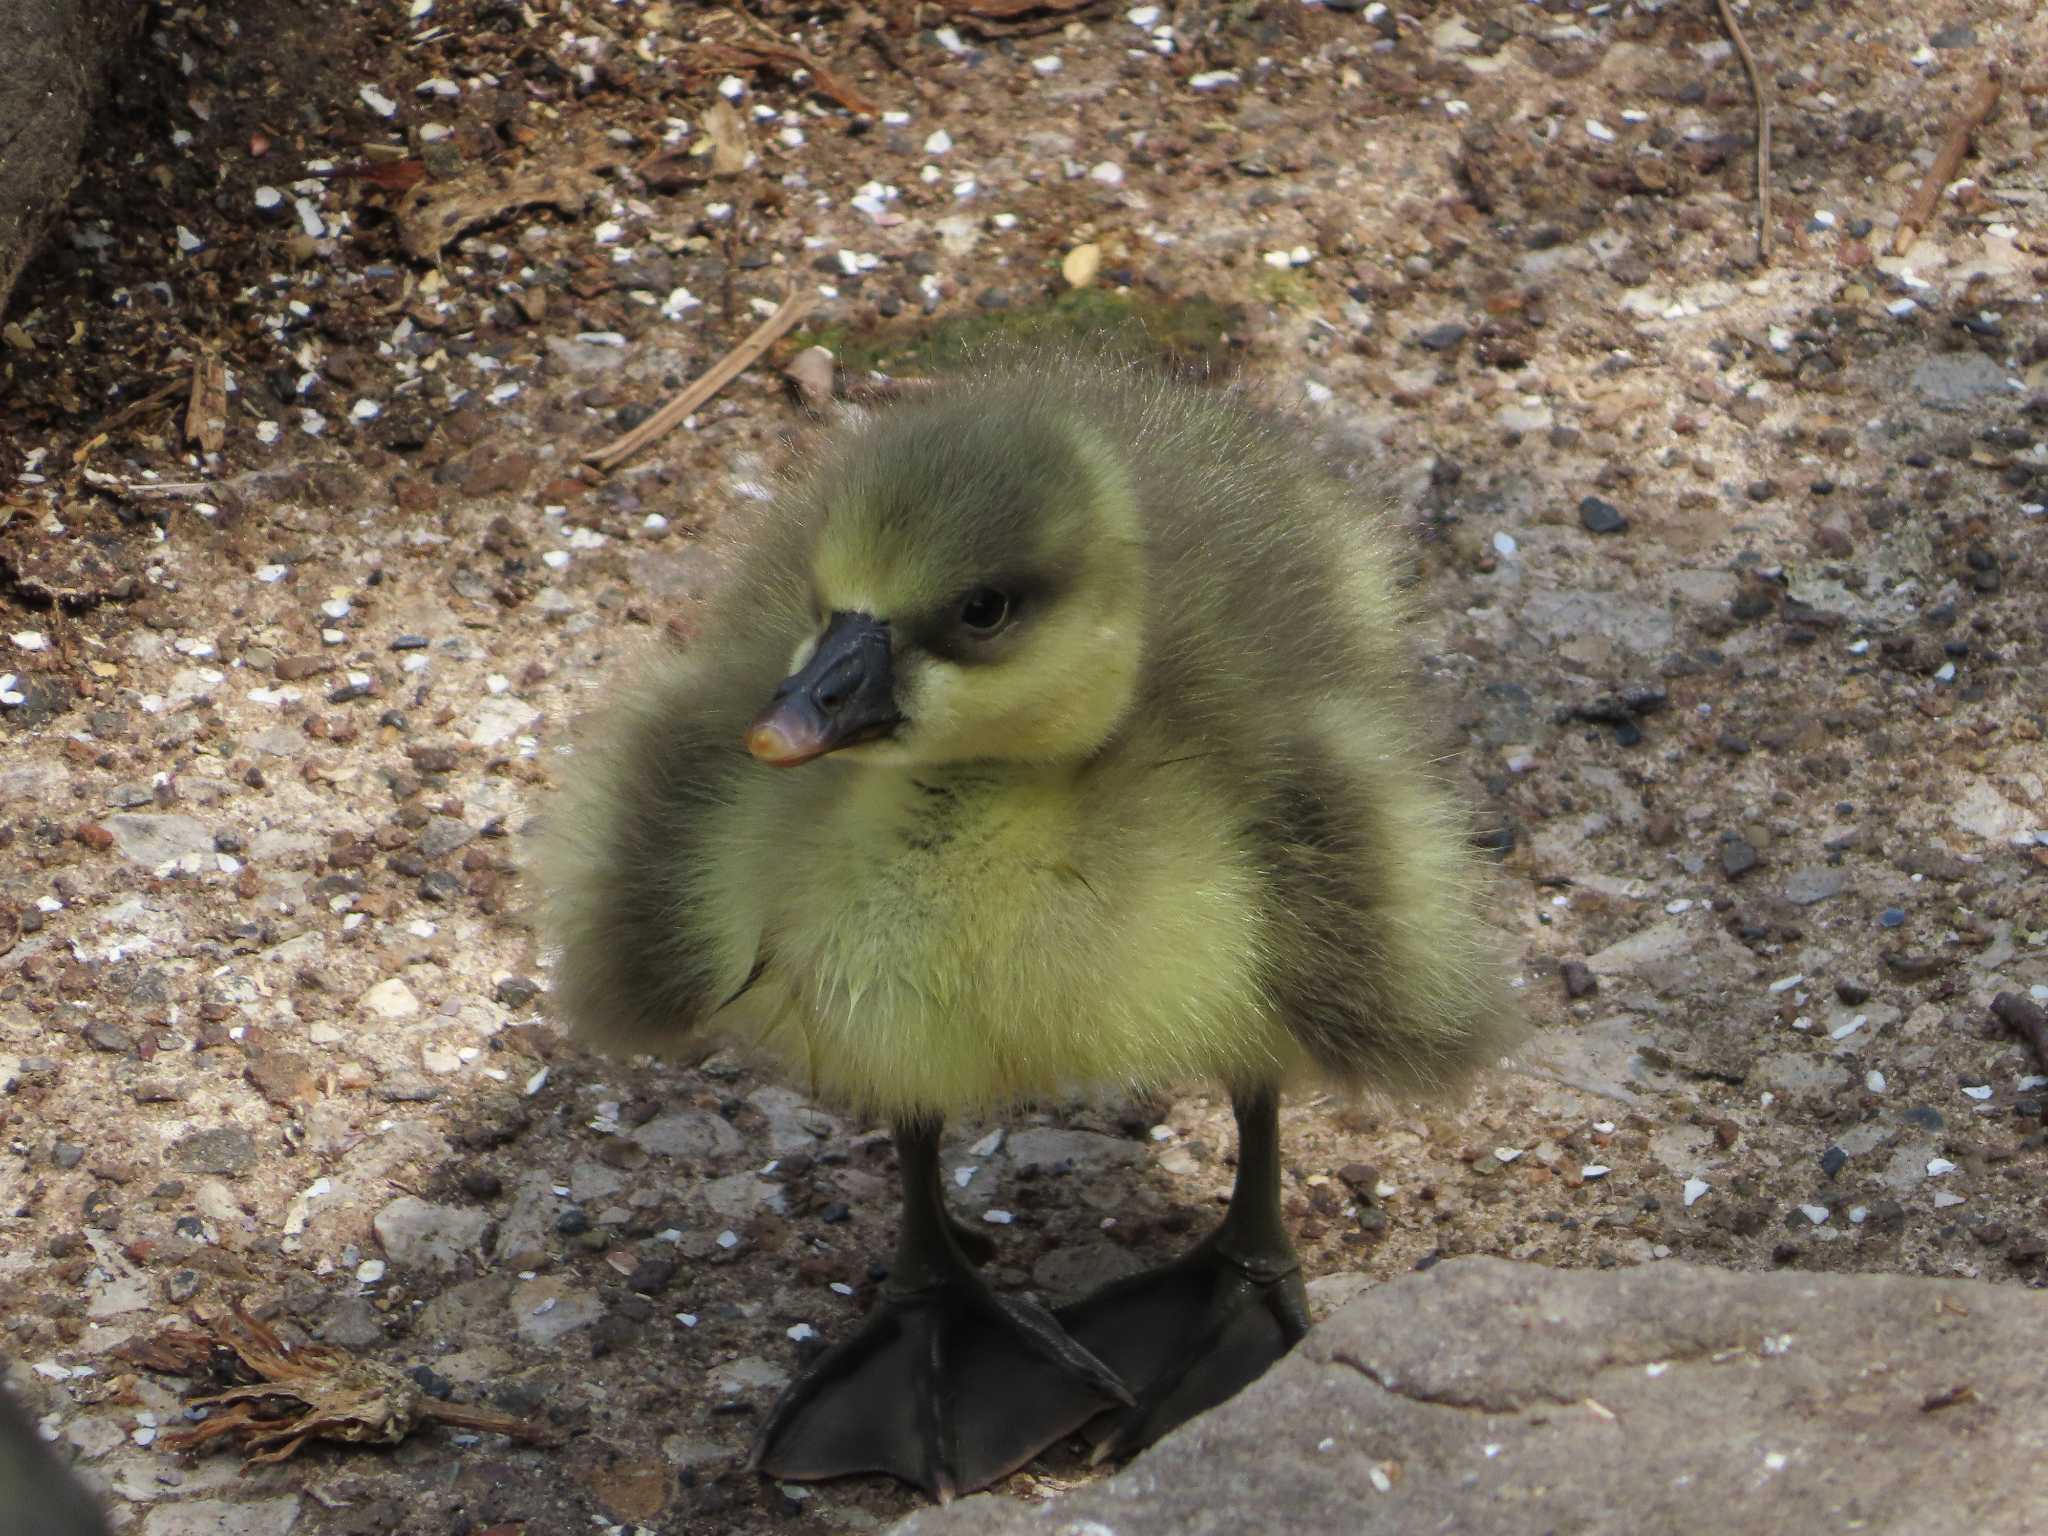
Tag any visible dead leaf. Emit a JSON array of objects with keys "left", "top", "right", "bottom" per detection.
[
  {"left": 113, "top": 1328, "right": 224, "bottom": 1377},
  {"left": 157, "top": 1304, "right": 549, "bottom": 1463},
  {"left": 395, "top": 140, "right": 624, "bottom": 261}
]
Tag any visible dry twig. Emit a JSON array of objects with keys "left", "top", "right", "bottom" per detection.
[
  {"left": 696, "top": 9, "right": 879, "bottom": 115},
  {"left": 72, "top": 375, "right": 184, "bottom": 463},
  {"left": 583, "top": 288, "right": 813, "bottom": 473},
  {"left": 1714, "top": 0, "right": 1771, "bottom": 265},
  {"left": 1893, "top": 70, "right": 2003, "bottom": 256},
  {"left": 156, "top": 1305, "right": 548, "bottom": 1464}
]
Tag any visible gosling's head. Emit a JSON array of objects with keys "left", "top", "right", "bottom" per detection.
[{"left": 745, "top": 396, "right": 1145, "bottom": 769}]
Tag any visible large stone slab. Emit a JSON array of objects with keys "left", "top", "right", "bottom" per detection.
[{"left": 894, "top": 1258, "right": 2048, "bottom": 1535}]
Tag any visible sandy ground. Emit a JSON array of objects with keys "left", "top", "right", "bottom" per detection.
[{"left": 2, "top": 0, "right": 2046, "bottom": 1531}]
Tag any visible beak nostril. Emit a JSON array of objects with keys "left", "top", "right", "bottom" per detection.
[{"left": 814, "top": 654, "right": 865, "bottom": 712}]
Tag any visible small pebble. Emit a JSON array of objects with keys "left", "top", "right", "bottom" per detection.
[{"left": 1578, "top": 496, "right": 1629, "bottom": 535}]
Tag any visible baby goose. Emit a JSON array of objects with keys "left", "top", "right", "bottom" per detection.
[{"left": 540, "top": 355, "right": 1509, "bottom": 1500}]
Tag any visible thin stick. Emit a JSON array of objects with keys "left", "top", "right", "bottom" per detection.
[
  {"left": 1715, "top": 0, "right": 1772, "bottom": 266},
  {"left": 1892, "top": 69, "right": 2002, "bottom": 256},
  {"left": 582, "top": 288, "right": 814, "bottom": 473}
]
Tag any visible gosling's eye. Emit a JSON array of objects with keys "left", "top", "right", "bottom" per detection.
[{"left": 957, "top": 587, "right": 1012, "bottom": 633}]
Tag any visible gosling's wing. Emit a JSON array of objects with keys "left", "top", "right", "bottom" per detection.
[
  {"left": 1082, "top": 369, "right": 1510, "bottom": 1091},
  {"left": 537, "top": 502, "right": 815, "bottom": 1059},
  {"left": 536, "top": 650, "right": 763, "bottom": 1058},
  {"left": 1246, "top": 723, "right": 1512, "bottom": 1095}
]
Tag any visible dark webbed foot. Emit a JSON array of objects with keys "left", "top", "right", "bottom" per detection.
[
  {"left": 1057, "top": 1234, "right": 1308, "bottom": 1460},
  {"left": 752, "top": 1269, "right": 1129, "bottom": 1500},
  {"left": 751, "top": 1120, "right": 1129, "bottom": 1501},
  {"left": 1056, "top": 1087, "right": 1309, "bottom": 1460}
]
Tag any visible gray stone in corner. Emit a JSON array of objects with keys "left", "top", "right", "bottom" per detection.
[{"left": 892, "top": 1258, "right": 2048, "bottom": 1536}]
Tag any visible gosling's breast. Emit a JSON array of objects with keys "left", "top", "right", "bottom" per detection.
[{"left": 727, "top": 767, "right": 1293, "bottom": 1115}]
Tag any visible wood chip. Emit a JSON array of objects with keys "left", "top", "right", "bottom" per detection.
[
  {"left": 701, "top": 98, "right": 753, "bottom": 179},
  {"left": 184, "top": 351, "right": 227, "bottom": 453},
  {"left": 783, "top": 345, "right": 837, "bottom": 413}
]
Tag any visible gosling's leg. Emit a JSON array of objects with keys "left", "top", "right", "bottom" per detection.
[
  {"left": 1056, "top": 1086, "right": 1310, "bottom": 1461},
  {"left": 751, "top": 1117, "right": 1131, "bottom": 1502}
]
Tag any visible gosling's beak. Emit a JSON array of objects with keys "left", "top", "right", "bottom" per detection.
[{"left": 746, "top": 611, "right": 901, "bottom": 767}]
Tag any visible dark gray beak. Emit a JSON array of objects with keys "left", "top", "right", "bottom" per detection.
[{"left": 745, "top": 611, "right": 901, "bottom": 767}]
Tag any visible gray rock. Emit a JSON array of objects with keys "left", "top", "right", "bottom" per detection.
[
  {"left": 492, "top": 1173, "right": 561, "bottom": 1270},
  {"left": 1911, "top": 353, "right": 2009, "bottom": 409},
  {"left": 372, "top": 1196, "right": 489, "bottom": 1270},
  {"left": 171, "top": 1127, "right": 257, "bottom": 1176},
  {"left": 661, "top": 1436, "right": 732, "bottom": 1477},
  {"left": 698, "top": 1172, "right": 785, "bottom": 1219},
  {"left": 568, "top": 1157, "right": 626, "bottom": 1203},
  {"left": 1518, "top": 589, "right": 1674, "bottom": 657},
  {"left": 1583, "top": 919, "right": 1752, "bottom": 996},
  {"left": 416, "top": 815, "right": 475, "bottom": 860},
  {"left": 746, "top": 1085, "right": 842, "bottom": 1155},
  {"left": 1003, "top": 1127, "right": 1146, "bottom": 1175},
  {"left": 1303, "top": 1271, "right": 1372, "bottom": 1318},
  {"left": 140, "top": 1496, "right": 300, "bottom": 1536},
  {"left": 1781, "top": 865, "right": 1847, "bottom": 906},
  {"left": 104, "top": 813, "right": 212, "bottom": 870},
  {"left": 1577, "top": 495, "right": 1628, "bottom": 535},
  {"left": 708, "top": 1356, "right": 791, "bottom": 1397},
  {"left": 511, "top": 1277, "right": 600, "bottom": 1346},
  {"left": 545, "top": 334, "right": 629, "bottom": 373},
  {"left": 628, "top": 1108, "right": 743, "bottom": 1160},
  {"left": 893, "top": 1258, "right": 2048, "bottom": 1536},
  {"left": 314, "top": 1296, "right": 387, "bottom": 1349}
]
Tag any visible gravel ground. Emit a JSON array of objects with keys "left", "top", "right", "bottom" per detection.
[{"left": 2, "top": 1, "right": 2045, "bottom": 1532}]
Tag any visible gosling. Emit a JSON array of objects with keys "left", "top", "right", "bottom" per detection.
[{"left": 539, "top": 355, "right": 1510, "bottom": 1501}]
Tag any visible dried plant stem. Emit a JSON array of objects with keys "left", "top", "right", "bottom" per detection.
[
  {"left": 583, "top": 287, "right": 813, "bottom": 473},
  {"left": 1715, "top": 0, "right": 1772, "bottom": 266},
  {"left": 1893, "top": 70, "right": 2003, "bottom": 256}
]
